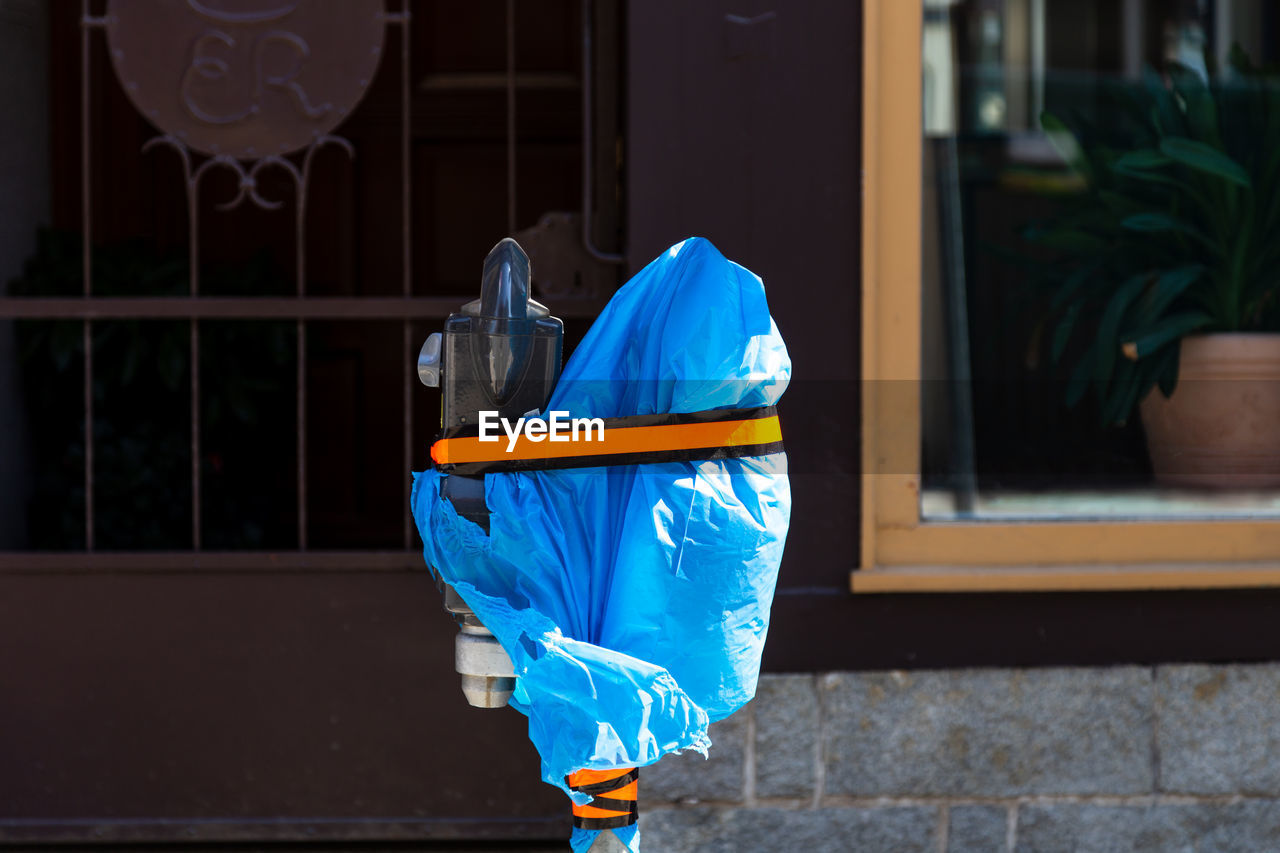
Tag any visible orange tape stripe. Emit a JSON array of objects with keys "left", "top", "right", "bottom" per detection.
[
  {"left": 595, "top": 779, "right": 638, "bottom": 803},
  {"left": 572, "top": 801, "right": 635, "bottom": 820},
  {"left": 567, "top": 767, "right": 639, "bottom": 820},
  {"left": 568, "top": 767, "right": 633, "bottom": 786},
  {"left": 433, "top": 415, "right": 781, "bottom": 466}
]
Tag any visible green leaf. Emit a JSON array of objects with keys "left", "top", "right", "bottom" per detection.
[
  {"left": 1051, "top": 302, "right": 1081, "bottom": 364},
  {"left": 1144, "top": 67, "right": 1183, "bottom": 136},
  {"left": 1101, "top": 357, "right": 1144, "bottom": 426},
  {"left": 1120, "top": 311, "right": 1212, "bottom": 360},
  {"left": 1040, "top": 111, "right": 1087, "bottom": 174},
  {"left": 1098, "top": 190, "right": 1145, "bottom": 215},
  {"left": 1095, "top": 273, "right": 1153, "bottom": 395},
  {"left": 1065, "top": 347, "right": 1094, "bottom": 408},
  {"left": 1049, "top": 263, "right": 1100, "bottom": 311},
  {"left": 1168, "top": 63, "right": 1220, "bottom": 144},
  {"left": 1114, "top": 150, "right": 1171, "bottom": 170},
  {"left": 1110, "top": 161, "right": 1211, "bottom": 206},
  {"left": 1121, "top": 213, "right": 1216, "bottom": 251},
  {"left": 1159, "top": 137, "right": 1251, "bottom": 187},
  {"left": 1122, "top": 213, "right": 1184, "bottom": 231},
  {"left": 1141, "top": 264, "right": 1205, "bottom": 320}
]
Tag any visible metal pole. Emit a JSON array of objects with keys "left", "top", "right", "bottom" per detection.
[{"left": 586, "top": 829, "right": 628, "bottom": 852}]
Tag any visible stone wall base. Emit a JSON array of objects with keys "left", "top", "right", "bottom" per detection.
[{"left": 640, "top": 665, "right": 1280, "bottom": 852}]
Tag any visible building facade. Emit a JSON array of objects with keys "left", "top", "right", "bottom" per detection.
[{"left": 3, "top": 1, "right": 1280, "bottom": 851}]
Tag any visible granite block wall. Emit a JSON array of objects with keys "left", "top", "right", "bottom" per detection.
[{"left": 639, "top": 665, "right": 1280, "bottom": 852}]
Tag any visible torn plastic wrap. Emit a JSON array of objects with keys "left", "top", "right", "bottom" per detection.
[{"left": 410, "top": 237, "right": 790, "bottom": 852}]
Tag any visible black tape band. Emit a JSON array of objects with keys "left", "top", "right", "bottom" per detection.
[
  {"left": 569, "top": 767, "right": 639, "bottom": 796},
  {"left": 573, "top": 806, "right": 638, "bottom": 831},
  {"left": 567, "top": 767, "right": 640, "bottom": 831}
]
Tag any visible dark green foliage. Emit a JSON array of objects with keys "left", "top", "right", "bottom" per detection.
[
  {"left": 10, "top": 229, "right": 295, "bottom": 549},
  {"left": 1031, "top": 48, "right": 1280, "bottom": 425}
]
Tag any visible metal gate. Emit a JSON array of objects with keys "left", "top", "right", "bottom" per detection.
[
  {"left": 0, "top": 0, "right": 622, "bottom": 844},
  {"left": 1, "top": 0, "right": 622, "bottom": 566}
]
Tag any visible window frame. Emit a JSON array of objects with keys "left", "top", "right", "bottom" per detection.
[{"left": 855, "top": 0, "right": 1280, "bottom": 594}]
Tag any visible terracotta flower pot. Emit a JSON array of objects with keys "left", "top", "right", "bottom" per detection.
[{"left": 1139, "top": 333, "right": 1280, "bottom": 488}]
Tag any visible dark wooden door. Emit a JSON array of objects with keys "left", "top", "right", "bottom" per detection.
[
  {"left": 1, "top": 1, "right": 619, "bottom": 845},
  {"left": 626, "top": 0, "right": 864, "bottom": 668}
]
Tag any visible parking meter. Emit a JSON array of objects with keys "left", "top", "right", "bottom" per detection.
[
  {"left": 412, "top": 237, "right": 790, "bottom": 853},
  {"left": 417, "top": 238, "right": 563, "bottom": 708}
]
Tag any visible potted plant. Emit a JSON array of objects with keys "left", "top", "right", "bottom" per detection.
[{"left": 1033, "top": 47, "right": 1280, "bottom": 487}]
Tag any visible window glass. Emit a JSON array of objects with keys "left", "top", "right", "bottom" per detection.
[{"left": 922, "top": 0, "right": 1280, "bottom": 520}]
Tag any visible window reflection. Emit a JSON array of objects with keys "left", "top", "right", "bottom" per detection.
[{"left": 922, "top": 0, "right": 1280, "bottom": 520}]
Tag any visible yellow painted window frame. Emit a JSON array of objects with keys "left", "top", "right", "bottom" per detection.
[{"left": 855, "top": 0, "right": 1280, "bottom": 594}]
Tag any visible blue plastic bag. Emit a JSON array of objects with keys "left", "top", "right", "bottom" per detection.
[{"left": 411, "top": 237, "right": 790, "bottom": 852}]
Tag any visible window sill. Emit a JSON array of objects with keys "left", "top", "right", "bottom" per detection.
[
  {"left": 921, "top": 487, "right": 1280, "bottom": 522},
  {"left": 851, "top": 562, "right": 1280, "bottom": 593}
]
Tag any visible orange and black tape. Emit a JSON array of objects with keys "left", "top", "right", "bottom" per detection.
[
  {"left": 431, "top": 405, "right": 783, "bottom": 475},
  {"left": 566, "top": 767, "right": 639, "bottom": 830}
]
